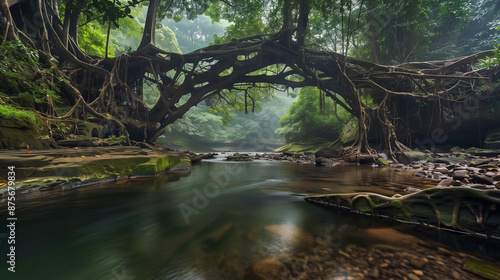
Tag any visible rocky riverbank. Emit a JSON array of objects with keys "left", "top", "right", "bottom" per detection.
[
  {"left": 0, "top": 146, "right": 193, "bottom": 197},
  {"left": 196, "top": 147, "right": 500, "bottom": 190}
]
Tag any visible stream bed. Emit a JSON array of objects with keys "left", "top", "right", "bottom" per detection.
[{"left": 1, "top": 155, "right": 499, "bottom": 279}]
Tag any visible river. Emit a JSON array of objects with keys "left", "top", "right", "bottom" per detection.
[{"left": 1, "top": 155, "right": 499, "bottom": 279}]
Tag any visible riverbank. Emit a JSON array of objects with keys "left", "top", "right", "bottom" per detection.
[{"left": 0, "top": 146, "right": 193, "bottom": 197}]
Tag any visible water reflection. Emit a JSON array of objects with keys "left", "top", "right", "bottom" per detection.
[{"left": 0, "top": 160, "right": 498, "bottom": 280}]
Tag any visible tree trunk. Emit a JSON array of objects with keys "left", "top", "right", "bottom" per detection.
[
  {"left": 137, "top": 0, "right": 160, "bottom": 50},
  {"left": 61, "top": 0, "right": 72, "bottom": 48},
  {"left": 0, "top": 0, "right": 19, "bottom": 43},
  {"left": 296, "top": 0, "right": 310, "bottom": 48},
  {"left": 68, "top": 8, "right": 80, "bottom": 45}
]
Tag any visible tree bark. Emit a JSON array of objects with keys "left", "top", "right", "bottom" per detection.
[
  {"left": 137, "top": 0, "right": 160, "bottom": 50},
  {"left": 296, "top": 0, "right": 310, "bottom": 48}
]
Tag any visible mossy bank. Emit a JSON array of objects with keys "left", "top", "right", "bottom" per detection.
[{"left": 0, "top": 146, "right": 192, "bottom": 197}]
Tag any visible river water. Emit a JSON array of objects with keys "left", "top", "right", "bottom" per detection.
[{"left": 1, "top": 156, "right": 499, "bottom": 279}]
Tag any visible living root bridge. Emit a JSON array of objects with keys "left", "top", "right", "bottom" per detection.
[{"left": 1, "top": 0, "right": 496, "bottom": 156}]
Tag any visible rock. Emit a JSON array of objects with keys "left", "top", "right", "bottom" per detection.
[
  {"left": 450, "top": 146, "right": 466, "bottom": 153},
  {"left": 252, "top": 258, "right": 286, "bottom": 280},
  {"left": 409, "top": 257, "right": 429, "bottom": 269},
  {"left": 200, "top": 153, "right": 217, "bottom": 159},
  {"left": 452, "top": 170, "right": 469, "bottom": 180},
  {"left": 378, "top": 157, "right": 389, "bottom": 166},
  {"left": 437, "top": 178, "right": 453, "bottom": 187},
  {"left": 452, "top": 180, "right": 464, "bottom": 186},
  {"left": 315, "top": 146, "right": 339, "bottom": 158},
  {"left": 412, "top": 270, "right": 424, "bottom": 276},
  {"left": 205, "top": 223, "right": 233, "bottom": 243},
  {"left": 226, "top": 153, "right": 252, "bottom": 161},
  {"left": 403, "top": 151, "right": 433, "bottom": 162},
  {"left": 434, "top": 167, "right": 451, "bottom": 174},
  {"left": 436, "top": 157, "right": 468, "bottom": 165},
  {"left": 316, "top": 157, "right": 329, "bottom": 166},
  {"left": 371, "top": 268, "right": 380, "bottom": 278},
  {"left": 407, "top": 273, "right": 420, "bottom": 280},
  {"left": 472, "top": 174, "right": 494, "bottom": 185}
]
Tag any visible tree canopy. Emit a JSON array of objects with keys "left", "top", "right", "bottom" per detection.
[{"left": 0, "top": 0, "right": 498, "bottom": 158}]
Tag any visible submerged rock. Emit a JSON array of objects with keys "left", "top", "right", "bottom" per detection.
[{"left": 252, "top": 258, "right": 286, "bottom": 280}]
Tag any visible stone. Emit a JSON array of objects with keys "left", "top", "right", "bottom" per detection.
[
  {"left": 472, "top": 174, "right": 494, "bottom": 185},
  {"left": 372, "top": 268, "right": 380, "bottom": 278},
  {"left": 434, "top": 167, "right": 450, "bottom": 174},
  {"left": 403, "top": 151, "right": 433, "bottom": 162},
  {"left": 378, "top": 157, "right": 390, "bottom": 166},
  {"left": 412, "top": 270, "right": 424, "bottom": 276},
  {"left": 436, "top": 157, "right": 468, "bottom": 165},
  {"left": 485, "top": 171, "right": 496, "bottom": 177},
  {"left": 252, "top": 258, "right": 286, "bottom": 280},
  {"left": 407, "top": 273, "right": 420, "bottom": 280},
  {"left": 409, "top": 257, "right": 429, "bottom": 269},
  {"left": 437, "top": 178, "right": 453, "bottom": 187},
  {"left": 452, "top": 170, "right": 469, "bottom": 180},
  {"left": 205, "top": 223, "right": 233, "bottom": 243}
]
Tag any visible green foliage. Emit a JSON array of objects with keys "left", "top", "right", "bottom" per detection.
[
  {"left": 276, "top": 87, "right": 349, "bottom": 143},
  {"left": 112, "top": 7, "right": 181, "bottom": 55},
  {"left": 162, "top": 15, "right": 226, "bottom": 53},
  {"left": 0, "top": 104, "right": 36, "bottom": 123},
  {"left": 480, "top": 44, "right": 500, "bottom": 74},
  {"left": 79, "top": 21, "right": 115, "bottom": 57},
  {"left": 0, "top": 40, "right": 60, "bottom": 106},
  {"left": 163, "top": 92, "right": 293, "bottom": 146}
]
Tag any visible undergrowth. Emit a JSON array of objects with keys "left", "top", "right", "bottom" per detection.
[{"left": 0, "top": 40, "right": 61, "bottom": 106}]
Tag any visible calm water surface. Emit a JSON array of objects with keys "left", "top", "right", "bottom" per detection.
[{"left": 1, "top": 157, "right": 498, "bottom": 279}]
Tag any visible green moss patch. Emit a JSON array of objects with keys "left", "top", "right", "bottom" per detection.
[
  {"left": 275, "top": 138, "right": 331, "bottom": 154},
  {"left": 464, "top": 257, "right": 500, "bottom": 280},
  {"left": 131, "top": 155, "right": 188, "bottom": 177}
]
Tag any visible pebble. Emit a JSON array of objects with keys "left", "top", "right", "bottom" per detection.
[
  {"left": 407, "top": 273, "right": 420, "bottom": 280},
  {"left": 410, "top": 257, "right": 429, "bottom": 268},
  {"left": 412, "top": 270, "right": 424, "bottom": 276},
  {"left": 380, "top": 263, "right": 389, "bottom": 268}
]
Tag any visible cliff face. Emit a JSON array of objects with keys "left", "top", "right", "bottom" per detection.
[{"left": 0, "top": 117, "right": 50, "bottom": 149}]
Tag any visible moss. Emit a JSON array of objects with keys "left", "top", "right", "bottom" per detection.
[
  {"left": 131, "top": 155, "right": 184, "bottom": 177},
  {"left": 0, "top": 104, "right": 36, "bottom": 124},
  {"left": 275, "top": 138, "right": 331, "bottom": 154},
  {"left": 377, "top": 158, "right": 389, "bottom": 166},
  {"left": 79, "top": 157, "right": 150, "bottom": 178},
  {"left": 354, "top": 197, "right": 373, "bottom": 212},
  {"left": 464, "top": 257, "right": 500, "bottom": 280}
]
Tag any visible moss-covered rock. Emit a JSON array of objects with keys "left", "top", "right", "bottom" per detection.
[
  {"left": 131, "top": 155, "right": 189, "bottom": 177},
  {"left": 275, "top": 138, "right": 331, "bottom": 154},
  {"left": 0, "top": 114, "right": 49, "bottom": 149}
]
